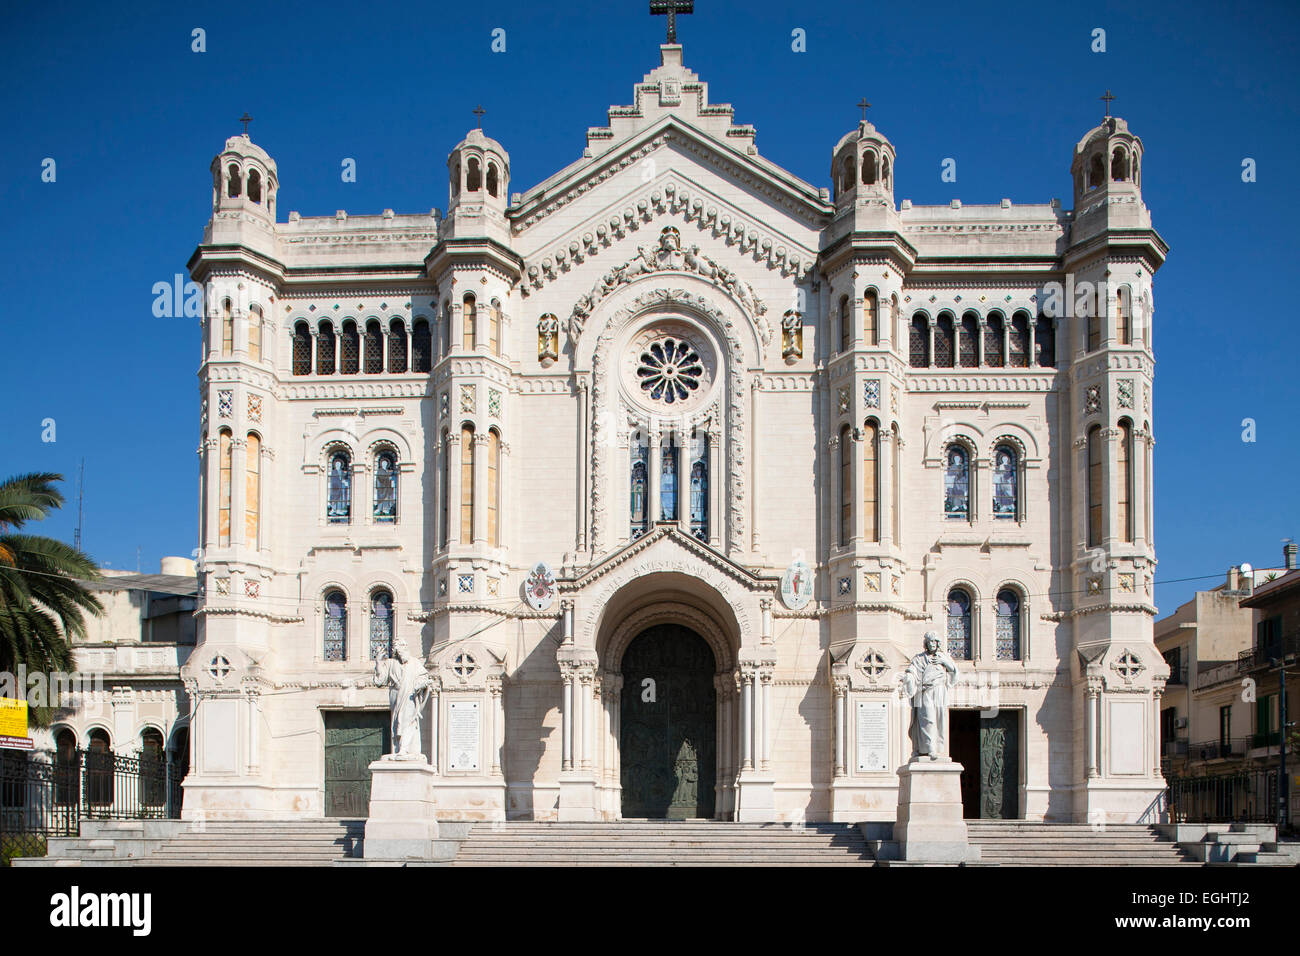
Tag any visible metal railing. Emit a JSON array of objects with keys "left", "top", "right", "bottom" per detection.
[
  {"left": 0, "top": 749, "right": 183, "bottom": 864},
  {"left": 1166, "top": 769, "right": 1280, "bottom": 824},
  {"left": 1236, "top": 632, "right": 1300, "bottom": 676},
  {"left": 1186, "top": 737, "right": 1252, "bottom": 761}
]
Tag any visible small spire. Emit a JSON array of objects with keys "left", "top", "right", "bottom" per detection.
[{"left": 239, "top": 112, "right": 253, "bottom": 136}]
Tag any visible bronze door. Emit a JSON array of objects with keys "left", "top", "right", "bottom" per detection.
[
  {"left": 620, "top": 625, "right": 716, "bottom": 819},
  {"left": 323, "top": 711, "right": 389, "bottom": 818}
]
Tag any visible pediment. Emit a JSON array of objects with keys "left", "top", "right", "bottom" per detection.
[{"left": 568, "top": 523, "right": 769, "bottom": 594}]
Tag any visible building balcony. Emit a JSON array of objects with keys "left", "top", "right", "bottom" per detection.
[
  {"left": 1237, "top": 631, "right": 1300, "bottom": 675},
  {"left": 1161, "top": 738, "right": 1189, "bottom": 759},
  {"left": 1188, "top": 737, "right": 1251, "bottom": 762}
]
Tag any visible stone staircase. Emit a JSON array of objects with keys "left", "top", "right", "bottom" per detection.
[
  {"left": 452, "top": 821, "right": 872, "bottom": 866},
  {"left": 966, "top": 821, "right": 1199, "bottom": 866},
  {"left": 14, "top": 820, "right": 365, "bottom": 867},
  {"left": 1164, "top": 823, "right": 1300, "bottom": 866}
]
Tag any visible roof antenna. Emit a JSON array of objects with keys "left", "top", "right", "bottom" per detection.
[{"left": 73, "top": 458, "right": 85, "bottom": 552}]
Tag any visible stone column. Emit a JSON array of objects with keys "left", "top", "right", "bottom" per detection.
[
  {"left": 1086, "top": 682, "right": 1100, "bottom": 778},
  {"left": 750, "top": 378, "right": 761, "bottom": 552},
  {"left": 879, "top": 425, "right": 895, "bottom": 550},
  {"left": 489, "top": 676, "right": 504, "bottom": 775},
  {"left": 828, "top": 432, "right": 842, "bottom": 547},
  {"left": 447, "top": 429, "right": 462, "bottom": 546},
  {"left": 759, "top": 668, "right": 772, "bottom": 771},
  {"left": 707, "top": 430, "right": 721, "bottom": 548},
  {"left": 1152, "top": 686, "right": 1162, "bottom": 776},
  {"left": 648, "top": 429, "right": 661, "bottom": 524},
  {"left": 561, "top": 663, "right": 574, "bottom": 771},
  {"left": 429, "top": 680, "right": 441, "bottom": 773},
  {"left": 833, "top": 677, "right": 848, "bottom": 778},
  {"left": 740, "top": 669, "right": 754, "bottom": 770},
  {"left": 230, "top": 437, "right": 247, "bottom": 548}
]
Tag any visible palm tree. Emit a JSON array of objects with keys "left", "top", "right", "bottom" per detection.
[{"left": 0, "top": 473, "right": 103, "bottom": 724}]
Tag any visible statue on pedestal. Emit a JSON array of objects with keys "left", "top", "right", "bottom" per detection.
[
  {"left": 373, "top": 639, "right": 431, "bottom": 758},
  {"left": 900, "top": 631, "right": 959, "bottom": 760}
]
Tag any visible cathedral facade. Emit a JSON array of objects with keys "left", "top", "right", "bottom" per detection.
[{"left": 182, "top": 44, "right": 1168, "bottom": 825}]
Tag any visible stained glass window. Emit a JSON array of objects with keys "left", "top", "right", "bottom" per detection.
[
  {"left": 292, "top": 321, "right": 311, "bottom": 375},
  {"left": 944, "top": 445, "right": 970, "bottom": 519},
  {"left": 1034, "top": 315, "right": 1055, "bottom": 367},
  {"left": 947, "top": 589, "right": 972, "bottom": 660},
  {"left": 689, "top": 431, "right": 708, "bottom": 541},
  {"left": 340, "top": 321, "right": 359, "bottom": 374},
  {"left": 934, "top": 315, "right": 955, "bottom": 367},
  {"left": 959, "top": 313, "right": 979, "bottom": 367},
  {"left": 364, "top": 320, "right": 383, "bottom": 374},
  {"left": 370, "top": 591, "right": 393, "bottom": 660},
  {"left": 992, "top": 444, "right": 1018, "bottom": 519},
  {"left": 996, "top": 589, "right": 1021, "bottom": 660},
  {"left": 388, "top": 320, "right": 407, "bottom": 373},
  {"left": 412, "top": 319, "right": 431, "bottom": 372},
  {"left": 660, "top": 435, "right": 679, "bottom": 521},
  {"left": 1009, "top": 312, "right": 1030, "bottom": 367},
  {"left": 630, "top": 432, "right": 648, "bottom": 539},
  {"left": 374, "top": 450, "right": 398, "bottom": 523},
  {"left": 636, "top": 338, "right": 703, "bottom": 405},
  {"left": 984, "top": 314, "right": 1005, "bottom": 367},
  {"left": 909, "top": 316, "right": 929, "bottom": 368},
  {"left": 324, "top": 591, "right": 347, "bottom": 662},
  {"left": 327, "top": 451, "right": 351, "bottom": 523},
  {"left": 316, "top": 321, "right": 335, "bottom": 374}
]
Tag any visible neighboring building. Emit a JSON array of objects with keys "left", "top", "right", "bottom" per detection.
[
  {"left": 43, "top": 559, "right": 196, "bottom": 788},
  {"left": 181, "top": 41, "right": 1168, "bottom": 824}
]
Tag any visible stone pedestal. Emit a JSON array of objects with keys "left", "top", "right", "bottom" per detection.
[
  {"left": 557, "top": 774, "right": 599, "bottom": 821},
  {"left": 364, "top": 757, "right": 440, "bottom": 861},
  {"left": 894, "top": 759, "right": 974, "bottom": 863},
  {"left": 735, "top": 775, "right": 776, "bottom": 822}
]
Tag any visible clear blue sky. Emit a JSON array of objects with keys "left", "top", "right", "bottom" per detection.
[{"left": 1, "top": 0, "right": 1296, "bottom": 614}]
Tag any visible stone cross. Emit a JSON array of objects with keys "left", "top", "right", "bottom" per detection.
[
  {"left": 239, "top": 112, "right": 252, "bottom": 135},
  {"left": 472, "top": 105, "right": 485, "bottom": 129},
  {"left": 650, "top": 0, "right": 693, "bottom": 44},
  {"left": 857, "top": 98, "right": 871, "bottom": 121},
  {"left": 1100, "top": 90, "right": 1115, "bottom": 118}
]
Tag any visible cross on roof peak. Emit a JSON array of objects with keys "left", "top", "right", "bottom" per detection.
[
  {"left": 472, "top": 105, "right": 485, "bottom": 129},
  {"left": 239, "top": 112, "right": 252, "bottom": 136},
  {"left": 649, "top": 0, "right": 693, "bottom": 44},
  {"left": 857, "top": 98, "right": 871, "bottom": 121},
  {"left": 1100, "top": 89, "right": 1116, "bottom": 118}
]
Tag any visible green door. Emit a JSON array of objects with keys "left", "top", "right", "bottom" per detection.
[
  {"left": 323, "top": 711, "right": 389, "bottom": 818},
  {"left": 621, "top": 625, "right": 716, "bottom": 819},
  {"left": 978, "top": 710, "right": 1019, "bottom": 819}
]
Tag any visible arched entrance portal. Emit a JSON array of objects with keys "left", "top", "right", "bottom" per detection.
[{"left": 620, "top": 624, "right": 717, "bottom": 819}]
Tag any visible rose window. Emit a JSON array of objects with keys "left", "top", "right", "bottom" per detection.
[{"left": 636, "top": 338, "right": 704, "bottom": 405}]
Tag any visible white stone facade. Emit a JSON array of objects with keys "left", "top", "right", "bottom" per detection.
[{"left": 182, "top": 45, "right": 1169, "bottom": 824}]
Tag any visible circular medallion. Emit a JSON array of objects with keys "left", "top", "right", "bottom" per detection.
[
  {"left": 780, "top": 561, "right": 814, "bottom": 610},
  {"left": 523, "top": 562, "right": 557, "bottom": 611},
  {"left": 620, "top": 321, "right": 718, "bottom": 416},
  {"left": 635, "top": 337, "right": 704, "bottom": 405}
]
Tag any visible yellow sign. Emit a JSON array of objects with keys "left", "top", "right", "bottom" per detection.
[{"left": 0, "top": 697, "right": 28, "bottom": 738}]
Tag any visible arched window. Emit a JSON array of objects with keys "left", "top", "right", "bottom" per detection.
[
  {"left": 1088, "top": 153, "right": 1105, "bottom": 190},
  {"left": 630, "top": 431, "right": 648, "bottom": 539},
  {"left": 1087, "top": 425, "right": 1103, "bottom": 547},
  {"left": 292, "top": 321, "right": 311, "bottom": 375},
  {"left": 452, "top": 163, "right": 460, "bottom": 197},
  {"left": 689, "top": 430, "right": 708, "bottom": 541},
  {"left": 995, "top": 589, "right": 1021, "bottom": 660},
  {"left": 660, "top": 434, "right": 679, "bottom": 521},
  {"left": 841, "top": 154, "right": 856, "bottom": 194},
  {"left": 1117, "top": 419, "right": 1134, "bottom": 543},
  {"left": 247, "top": 168, "right": 262, "bottom": 204},
  {"left": 86, "top": 729, "right": 113, "bottom": 806},
  {"left": 412, "top": 319, "right": 432, "bottom": 372},
  {"left": 488, "top": 429, "right": 501, "bottom": 546},
  {"left": 460, "top": 425, "right": 475, "bottom": 545},
  {"left": 909, "top": 315, "right": 930, "bottom": 367},
  {"left": 340, "top": 320, "right": 360, "bottom": 374},
  {"left": 1111, "top": 147, "right": 1129, "bottom": 181},
  {"left": 140, "top": 728, "right": 166, "bottom": 807},
  {"left": 992, "top": 443, "right": 1018, "bottom": 519},
  {"left": 226, "top": 163, "right": 242, "bottom": 198},
  {"left": 369, "top": 591, "right": 393, "bottom": 661},
  {"left": 1116, "top": 287, "right": 1132, "bottom": 345},
  {"left": 934, "top": 314, "right": 955, "bottom": 367},
  {"left": 946, "top": 589, "right": 972, "bottom": 660},
  {"left": 839, "top": 424, "right": 853, "bottom": 547},
  {"left": 245, "top": 432, "right": 260, "bottom": 549},
  {"left": 221, "top": 299, "right": 233, "bottom": 356},
  {"left": 442, "top": 303, "right": 452, "bottom": 356},
  {"left": 881, "top": 156, "right": 890, "bottom": 185},
  {"left": 218, "top": 429, "right": 232, "bottom": 546},
  {"left": 323, "top": 590, "right": 347, "bottom": 662},
  {"left": 467, "top": 157, "right": 482, "bottom": 191},
  {"left": 487, "top": 162, "right": 499, "bottom": 197},
  {"left": 864, "top": 291, "right": 878, "bottom": 346},
  {"left": 316, "top": 320, "right": 336, "bottom": 374},
  {"left": 1009, "top": 312, "right": 1030, "bottom": 367},
  {"left": 327, "top": 449, "right": 351, "bottom": 523},
  {"left": 363, "top": 320, "right": 383, "bottom": 373},
  {"left": 1087, "top": 293, "right": 1102, "bottom": 352},
  {"left": 248, "top": 306, "right": 262, "bottom": 362},
  {"left": 944, "top": 445, "right": 970, "bottom": 520},
  {"left": 863, "top": 420, "right": 879, "bottom": 543},
  {"left": 374, "top": 449, "right": 398, "bottom": 523},
  {"left": 861, "top": 151, "right": 877, "bottom": 185},
  {"left": 958, "top": 312, "right": 979, "bottom": 367},
  {"left": 984, "top": 312, "right": 1005, "bottom": 367},
  {"left": 463, "top": 295, "right": 477, "bottom": 351},
  {"left": 488, "top": 300, "right": 501, "bottom": 356},
  {"left": 54, "top": 728, "right": 78, "bottom": 805},
  {"left": 839, "top": 295, "right": 852, "bottom": 352},
  {"left": 1034, "top": 315, "right": 1055, "bottom": 367},
  {"left": 439, "top": 430, "right": 450, "bottom": 548},
  {"left": 387, "top": 319, "right": 407, "bottom": 373}
]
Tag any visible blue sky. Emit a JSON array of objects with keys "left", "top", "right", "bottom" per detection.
[{"left": 1, "top": 0, "right": 1296, "bottom": 614}]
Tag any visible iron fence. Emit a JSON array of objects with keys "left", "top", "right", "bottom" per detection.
[
  {"left": 1166, "top": 768, "right": 1280, "bottom": 824},
  {"left": 0, "top": 748, "right": 183, "bottom": 864}
]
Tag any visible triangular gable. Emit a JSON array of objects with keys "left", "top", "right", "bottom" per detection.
[{"left": 568, "top": 523, "right": 770, "bottom": 593}]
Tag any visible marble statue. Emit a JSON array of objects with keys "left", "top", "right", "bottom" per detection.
[
  {"left": 900, "top": 631, "right": 959, "bottom": 759},
  {"left": 373, "top": 639, "right": 432, "bottom": 758}
]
